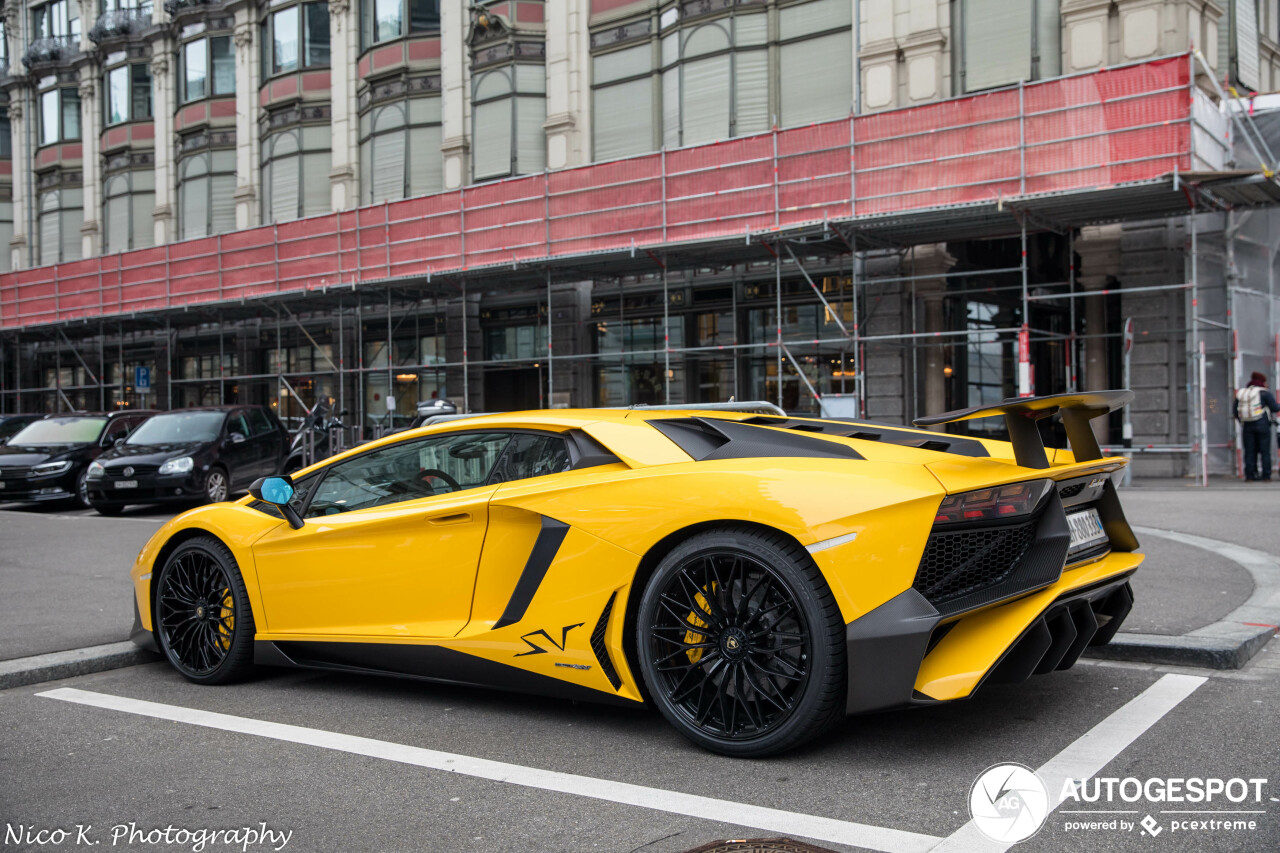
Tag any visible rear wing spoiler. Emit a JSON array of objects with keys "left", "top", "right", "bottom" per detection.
[{"left": 913, "top": 390, "right": 1133, "bottom": 470}]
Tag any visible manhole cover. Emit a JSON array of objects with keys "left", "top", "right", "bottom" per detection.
[{"left": 681, "top": 840, "right": 840, "bottom": 853}]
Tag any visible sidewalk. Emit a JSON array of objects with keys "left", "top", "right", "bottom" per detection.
[{"left": 1085, "top": 484, "right": 1280, "bottom": 668}]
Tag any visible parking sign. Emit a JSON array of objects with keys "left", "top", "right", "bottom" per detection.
[{"left": 135, "top": 366, "right": 151, "bottom": 393}]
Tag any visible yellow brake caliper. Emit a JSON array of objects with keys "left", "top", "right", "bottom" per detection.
[{"left": 685, "top": 587, "right": 716, "bottom": 664}]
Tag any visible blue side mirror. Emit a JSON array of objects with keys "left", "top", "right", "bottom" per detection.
[
  {"left": 249, "top": 475, "right": 304, "bottom": 529},
  {"left": 259, "top": 477, "right": 295, "bottom": 505}
]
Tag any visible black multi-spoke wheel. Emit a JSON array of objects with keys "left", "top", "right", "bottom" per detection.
[
  {"left": 636, "top": 526, "right": 847, "bottom": 757},
  {"left": 155, "top": 537, "right": 255, "bottom": 684}
]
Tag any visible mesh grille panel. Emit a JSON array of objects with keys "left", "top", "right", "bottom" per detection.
[
  {"left": 1058, "top": 483, "right": 1085, "bottom": 499},
  {"left": 914, "top": 521, "right": 1038, "bottom": 605},
  {"left": 590, "top": 591, "right": 622, "bottom": 691}
]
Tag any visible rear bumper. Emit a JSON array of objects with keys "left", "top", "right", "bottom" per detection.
[{"left": 844, "top": 550, "right": 1140, "bottom": 715}]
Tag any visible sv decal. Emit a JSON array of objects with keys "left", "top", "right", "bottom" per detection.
[{"left": 515, "top": 622, "right": 585, "bottom": 657}]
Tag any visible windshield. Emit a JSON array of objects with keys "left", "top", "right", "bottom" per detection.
[
  {"left": 126, "top": 412, "right": 225, "bottom": 445},
  {"left": 8, "top": 417, "right": 106, "bottom": 446}
]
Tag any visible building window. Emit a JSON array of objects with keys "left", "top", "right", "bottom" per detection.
[
  {"left": 0, "top": 199, "right": 11, "bottom": 273},
  {"left": 31, "top": 0, "right": 80, "bottom": 40},
  {"left": 360, "top": 0, "right": 440, "bottom": 51},
  {"left": 591, "top": 43, "right": 656, "bottom": 160},
  {"left": 358, "top": 95, "right": 443, "bottom": 204},
  {"left": 777, "top": 0, "right": 852, "bottom": 126},
  {"left": 105, "top": 63, "right": 151, "bottom": 125},
  {"left": 956, "top": 0, "right": 1060, "bottom": 92},
  {"left": 178, "top": 149, "right": 236, "bottom": 239},
  {"left": 594, "top": 0, "right": 852, "bottom": 156},
  {"left": 0, "top": 110, "right": 11, "bottom": 158},
  {"left": 39, "top": 87, "right": 80, "bottom": 146},
  {"left": 262, "top": 1, "right": 329, "bottom": 78},
  {"left": 472, "top": 64, "right": 545, "bottom": 181},
  {"left": 661, "top": 16, "right": 770, "bottom": 147},
  {"left": 103, "top": 171, "right": 154, "bottom": 253},
  {"left": 181, "top": 34, "right": 234, "bottom": 103},
  {"left": 37, "top": 187, "right": 83, "bottom": 265},
  {"left": 261, "top": 125, "right": 331, "bottom": 223}
]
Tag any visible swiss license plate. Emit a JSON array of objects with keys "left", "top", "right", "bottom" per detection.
[
  {"left": 1067, "top": 508, "right": 1108, "bottom": 552},
  {"left": 114, "top": 480, "right": 138, "bottom": 489}
]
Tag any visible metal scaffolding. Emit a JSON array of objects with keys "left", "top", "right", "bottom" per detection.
[{"left": 1, "top": 52, "right": 1278, "bottom": 482}]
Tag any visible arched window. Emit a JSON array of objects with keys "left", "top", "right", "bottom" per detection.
[
  {"left": 592, "top": 0, "right": 852, "bottom": 157},
  {"left": 358, "top": 95, "right": 442, "bottom": 205},
  {"left": 37, "top": 187, "right": 82, "bottom": 264},
  {"left": 102, "top": 171, "right": 154, "bottom": 253},
  {"left": 471, "top": 64, "right": 544, "bottom": 181},
  {"left": 261, "top": 125, "right": 331, "bottom": 223},
  {"left": 178, "top": 150, "right": 235, "bottom": 239}
]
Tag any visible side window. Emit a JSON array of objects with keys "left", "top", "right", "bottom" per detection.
[
  {"left": 487, "top": 434, "right": 571, "bottom": 485},
  {"left": 227, "top": 412, "right": 250, "bottom": 438},
  {"left": 306, "top": 431, "right": 511, "bottom": 517},
  {"left": 245, "top": 407, "right": 273, "bottom": 436},
  {"left": 103, "top": 419, "right": 131, "bottom": 443}
]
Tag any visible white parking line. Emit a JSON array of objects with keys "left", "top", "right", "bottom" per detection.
[
  {"left": 37, "top": 687, "right": 942, "bottom": 853},
  {"left": 930, "top": 673, "right": 1207, "bottom": 852}
]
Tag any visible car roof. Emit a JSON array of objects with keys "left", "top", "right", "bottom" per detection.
[{"left": 34, "top": 410, "right": 159, "bottom": 419}]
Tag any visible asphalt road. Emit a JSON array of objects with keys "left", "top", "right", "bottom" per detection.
[
  {"left": 0, "top": 505, "right": 176, "bottom": 660},
  {"left": 1, "top": 486, "right": 1277, "bottom": 853}
]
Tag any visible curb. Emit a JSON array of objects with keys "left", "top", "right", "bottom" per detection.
[
  {"left": 1083, "top": 526, "right": 1280, "bottom": 670},
  {"left": 1083, "top": 625, "right": 1275, "bottom": 670},
  {"left": 0, "top": 642, "right": 161, "bottom": 690}
]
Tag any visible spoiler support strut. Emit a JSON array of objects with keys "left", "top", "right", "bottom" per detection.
[{"left": 913, "top": 390, "right": 1134, "bottom": 469}]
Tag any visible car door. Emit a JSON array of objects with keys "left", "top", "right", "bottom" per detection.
[
  {"left": 220, "top": 410, "right": 256, "bottom": 489},
  {"left": 243, "top": 407, "right": 278, "bottom": 479},
  {"left": 251, "top": 431, "right": 513, "bottom": 639}
]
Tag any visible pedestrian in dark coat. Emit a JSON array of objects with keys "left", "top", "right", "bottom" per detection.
[{"left": 1236, "top": 371, "right": 1280, "bottom": 481}]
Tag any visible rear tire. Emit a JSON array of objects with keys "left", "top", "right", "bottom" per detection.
[
  {"left": 635, "top": 525, "right": 847, "bottom": 757},
  {"left": 154, "top": 536, "right": 255, "bottom": 685}
]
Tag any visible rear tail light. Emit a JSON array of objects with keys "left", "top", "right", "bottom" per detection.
[{"left": 934, "top": 479, "right": 1052, "bottom": 526}]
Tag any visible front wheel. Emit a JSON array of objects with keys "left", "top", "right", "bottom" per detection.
[
  {"left": 154, "top": 536, "right": 255, "bottom": 684},
  {"left": 204, "top": 466, "right": 229, "bottom": 503},
  {"left": 635, "top": 526, "right": 847, "bottom": 757}
]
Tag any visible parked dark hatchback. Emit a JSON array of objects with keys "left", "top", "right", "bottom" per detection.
[
  {"left": 87, "top": 406, "right": 289, "bottom": 514},
  {"left": 0, "top": 411, "right": 154, "bottom": 507},
  {"left": 0, "top": 414, "right": 43, "bottom": 446}
]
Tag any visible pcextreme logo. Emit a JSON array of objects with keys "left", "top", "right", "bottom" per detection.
[{"left": 969, "top": 763, "right": 1051, "bottom": 844}]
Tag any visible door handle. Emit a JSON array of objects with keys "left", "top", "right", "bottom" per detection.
[{"left": 426, "top": 512, "right": 471, "bottom": 525}]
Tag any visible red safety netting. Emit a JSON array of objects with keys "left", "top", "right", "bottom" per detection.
[{"left": 0, "top": 56, "right": 1193, "bottom": 329}]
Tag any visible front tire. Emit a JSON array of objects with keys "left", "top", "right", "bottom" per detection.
[
  {"left": 635, "top": 526, "right": 847, "bottom": 757},
  {"left": 154, "top": 536, "right": 255, "bottom": 684},
  {"left": 92, "top": 502, "right": 124, "bottom": 516},
  {"left": 204, "top": 466, "right": 229, "bottom": 503},
  {"left": 74, "top": 468, "right": 93, "bottom": 509}
]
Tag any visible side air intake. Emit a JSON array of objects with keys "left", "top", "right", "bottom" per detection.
[{"left": 591, "top": 592, "right": 623, "bottom": 691}]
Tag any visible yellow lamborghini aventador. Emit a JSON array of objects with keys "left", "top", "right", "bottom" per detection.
[{"left": 130, "top": 391, "right": 1140, "bottom": 756}]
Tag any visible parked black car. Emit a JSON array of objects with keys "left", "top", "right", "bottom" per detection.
[
  {"left": 0, "top": 414, "right": 43, "bottom": 446},
  {"left": 0, "top": 411, "right": 154, "bottom": 507},
  {"left": 86, "top": 406, "right": 289, "bottom": 514}
]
